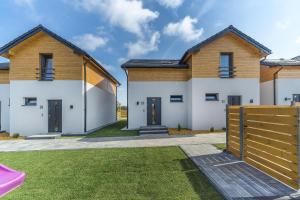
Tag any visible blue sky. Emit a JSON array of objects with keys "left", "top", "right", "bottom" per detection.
[{"left": 1, "top": 0, "right": 300, "bottom": 105}]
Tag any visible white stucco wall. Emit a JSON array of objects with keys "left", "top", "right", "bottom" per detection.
[
  {"left": 276, "top": 78, "right": 300, "bottom": 105},
  {"left": 86, "top": 82, "right": 116, "bottom": 131},
  {"left": 260, "top": 80, "right": 274, "bottom": 105},
  {"left": 128, "top": 81, "right": 188, "bottom": 129},
  {"left": 0, "top": 84, "right": 10, "bottom": 132},
  {"left": 190, "top": 78, "right": 260, "bottom": 130},
  {"left": 9, "top": 80, "right": 84, "bottom": 136}
]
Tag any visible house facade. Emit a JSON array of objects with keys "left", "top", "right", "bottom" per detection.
[
  {"left": 0, "top": 25, "right": 119, "bottom": 136},
  {"left": 260, "top": 56, "right": 300, "bottom": 105},
  {"left": 122, "top": 25, "right": 271, "bottom": 130}
]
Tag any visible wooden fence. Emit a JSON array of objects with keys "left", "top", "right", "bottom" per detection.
[
  {"left": 227, "top": 106, "right": 299, "bottom": 189},
  {"left": 117, "top": 108, "right": 127, "bottom": 119}
]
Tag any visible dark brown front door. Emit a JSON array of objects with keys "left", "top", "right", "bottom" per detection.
[{"left": 48, "top": 100, "right": 62, "bottom": 133}]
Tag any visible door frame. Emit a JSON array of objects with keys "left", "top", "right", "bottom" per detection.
[
  {"left": 227, "top": 95, "right": 242, "bottom": 106},
  {"left": 147, "top": 97, "right": 161, "bottom": 126},
  {"left": 48, "top": 99, "right": 62, "bottom": 133}
]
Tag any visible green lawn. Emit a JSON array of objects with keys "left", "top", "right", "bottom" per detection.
[
  {"left": 85, "top": 120, "right": 138, "bottom": 138},
  {"left": 213, "top": 143, "right": 226, "bottom": 150},
  {"left": 1, "top": 147, "right": 222, "bottom": 200}
]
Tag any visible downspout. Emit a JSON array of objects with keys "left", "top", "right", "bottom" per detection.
[
  {"left": 273, "top": 66, "right": 284, "bottom": 105},
  {"left": 116, "top": 85, "right": 118, "bottom": 121},
  {"left": 123, "top": 68, "right": 129, "bottom": 128},
  {"left": 83, "top": 61, "right": 87, "bottom": 133}
]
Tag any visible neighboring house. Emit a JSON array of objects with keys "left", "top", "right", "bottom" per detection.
[
  {"left": 0, "top": 25, "right": 120, "bottom": 136},
  {"left": 122, "top": 25, "right": 271, "bottom": 130},
  {"left": 260, "top": 56, "right": 300, "bottom": 105}
]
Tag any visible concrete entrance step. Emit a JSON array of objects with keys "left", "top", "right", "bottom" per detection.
[
  {"left": 25, "top": 134, "right": 61, "bottom": 140},
  {"left": 139, "top": 126, "right": 168, "bottom": 134}
]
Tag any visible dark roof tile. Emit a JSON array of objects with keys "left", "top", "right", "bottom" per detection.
[
  {"left": 122, "top": 59, "right": 188, "bottom": 68},
  {"left": 180, "top": 25, "right": 272, "bottom": 63}
]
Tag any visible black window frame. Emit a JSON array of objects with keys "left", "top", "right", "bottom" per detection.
[
  {"left": 219, "top": 52, "right": 234, "bottom": 78},
  {"left": 24, "top": 97, "right": 37, "bottom": 106},
  {"left": 40, "top": 53, "right": 54, "bottom": 81},
  {"left": 170, "top": 95, "right": 183, "bottom": 103},
  {"left": 293, "top": 94, "right": 300, "bottom": 102},
  {"left": 205, "top": 93, "right": 219, "bottom": 101}
]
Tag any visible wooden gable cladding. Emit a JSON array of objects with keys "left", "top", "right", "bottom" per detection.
[
  {"left": 260, "top": 65, "right": 300, "bottom": 83},
  {"left": 0, "top": 70, "right": 9, "bottom": 84},
  {"left": 8, "top": 32, "right": 83, "bottom": 80},
  {"left": 191, "top": 33, "right": 261, "bottom": 78},
  {"left": 128, "top": 68, "right": 190, "bottom": 81},
  {"left": 84, "top": 60, "right": 116, "bottom": 95}
]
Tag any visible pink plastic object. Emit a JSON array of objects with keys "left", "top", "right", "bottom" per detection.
[{"left": 0, "top": 164, "right": 26, "bottom": 197}]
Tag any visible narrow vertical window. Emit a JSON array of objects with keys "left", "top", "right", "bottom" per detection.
[
  {"left": 220, "top": 53, "right": 233, "bottom": 78},
  {"left": 40, "top": 54, "right": 53, "bottom": 81}
]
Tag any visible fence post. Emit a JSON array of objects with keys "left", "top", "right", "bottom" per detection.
[
  {"left": 226, "top": 105, "right": 229, "bottom": 151},
  {"left": 239, "top": 107, "right": 244, "bottom": 160}
]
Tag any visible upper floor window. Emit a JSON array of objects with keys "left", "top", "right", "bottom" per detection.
[
  {"left": 219, "top": 53, "right": 234, "bottom": 78},
  {"left": 40, "top": 54, "right": 53, "bottom": 81}
]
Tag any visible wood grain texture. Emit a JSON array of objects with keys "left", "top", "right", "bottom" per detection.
[
  {"left": 8, "top": 31, "right": 83, "bottom": 80},
  {"left": 260, "top": 65, "right": 300, "bottom": 83},
  {"left": 85, "top": 60, "right": 116, "bottom": 95},
  {"left": 0, "top": 70, "right": 9, "bottom": 84},
  {"left": 128, "top": 68, "right": 189, "bottom": 81},
  {"left": 191, "top": 33, "right": 262, "bottom": 78},
  {"left": 227, "top": 105, "right": 299, "bottom": 189}
]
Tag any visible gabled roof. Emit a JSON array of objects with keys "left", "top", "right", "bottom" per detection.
[
  {"left": 121, "top": 59, "right": 188, "bottom": 69},
  {"left": 261, "top": 58, "right": 300, "bottom": 66},
  {"left": 180, "top": 25, "right": 272, "bottom": 63},
  {"left": 0, "top": 25, "right": 120, "bottom": 85},
  {"left": 0, "top": 62, "right": 9, "bottom": 70}
]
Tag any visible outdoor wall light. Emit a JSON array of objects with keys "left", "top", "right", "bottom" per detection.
[
  {"left": 136, "top": 101, "right": 139, "bottom": 105},
  {"left": 284, "top": 97, "right": 291, "bottom": 101},
  {"left": 70, "top": 105, "right": 74, "bottom": 109}
]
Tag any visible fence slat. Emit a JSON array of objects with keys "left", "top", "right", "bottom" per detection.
[{"left": 227, "top": 105, "right": 299, "bottom": 189}]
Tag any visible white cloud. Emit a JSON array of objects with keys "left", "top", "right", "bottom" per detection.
[
  {"left": 126, "top": 31, "right": 160, "bottom": 57},
  {"left": 163, "top": 16, "right": 203, "bottom": 42},
  {"left": 73, "top": 34, "right": 108, "bottom": 51},
  {"left": 71, "top": 0, "right": 159, "bottom": 37},
  {"left": 296, "top": 36, "right": 300, "bottom": 44},
  {"left": 276, "top": 20, "right": 290, "bottom": 30},
  {"left": 156, "top": 0, "right": 184, "bottom": 9},
  {"left": 14, "top": 0, "right": 35, "bottom": 9}
]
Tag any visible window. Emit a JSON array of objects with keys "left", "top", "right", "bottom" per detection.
[
  {"left": 205, "top": 93, "right": 219, "bottom": 101},
  {"left": 293, "top": 94, "right": 300, "bottom": 102},
  {"left": 228, "top": 95, "right": 241, "bottom": 105},
  {"left": 40, "top": 54, "right": 53, "bottom": 81},
  {"left": 24, "top": 97, "right": 37, "bottom": 106},
  {"left": 219, "top": 53, "right": 233, "bottom": 78},
  {"left": 170, "top": 95, "right": 183, "bottom": 102}
]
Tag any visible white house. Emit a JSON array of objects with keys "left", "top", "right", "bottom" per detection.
[
  {"left": 122, "top": 25, "right": 272, "bottom": 131},
  {"left": 260, "top": 56, "right": 300, "bottom": 105},
  {"left": 0, "top": 25, "right": 120, "bottom": 136}
]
